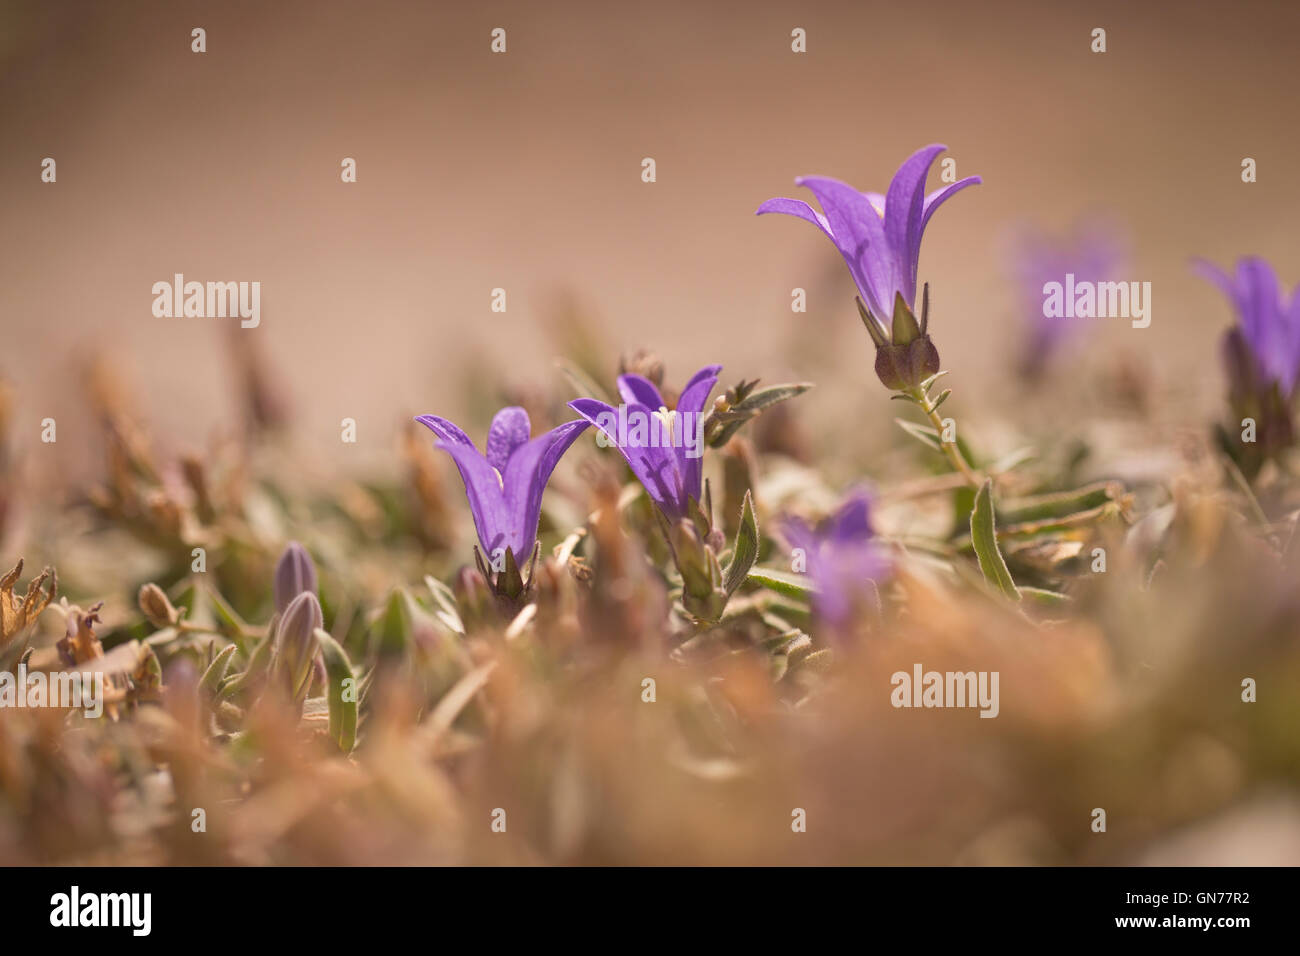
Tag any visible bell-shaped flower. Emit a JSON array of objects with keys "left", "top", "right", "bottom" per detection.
[
  {"left": 415, "top": 407, "right": 589, "bottom": 570},
  {"left": 568, "top": 365, "right": 721, "bottom": 522}
]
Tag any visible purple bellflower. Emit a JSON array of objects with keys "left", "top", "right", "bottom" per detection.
[
  {"left": 757, "top": 144, "right": 980, "bottom": 391},
  {"left": 1194, "top": 257, "right": 1300, "bottom": 474},
  {"left": 415, "top": 407, "right": 589, "bottom": 589},
  {"left": 568, "top": 364, "right": 722, "bottom": 522},
  {"left": 1011, "top": 222, "right": 1125, "bottom": 380},
  {"left": 781, "top": 488, "right": 889, "bottom": 633},
  {"left": 1195, "top": 257, "right": 1300, "bottom": 396}
]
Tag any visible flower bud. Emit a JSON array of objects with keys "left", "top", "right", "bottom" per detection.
[
  {"left": 671, "top": 519, "right": 714, "bottom": 598},
  {"left": 273, "top": 541, "right": 318, "bottom": 614},
  {"left": 874, "top": 336, "right": 940, "bottom": 392},
  {"left": 272, "top": 591, "right": 323, "bottom": 705},
  {"left": 138, "top": 582, "right": 179, "bottom": 629},
  {"left": 619, "top": 348, "right": 665, "bottom": 388}
]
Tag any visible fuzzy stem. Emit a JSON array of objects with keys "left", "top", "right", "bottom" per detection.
[{"left": 905, "top": 385, "right": 981, "bottom": 488}]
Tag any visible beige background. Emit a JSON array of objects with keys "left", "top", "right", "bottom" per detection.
[{"left": 2, "top": 0, "right": 1298, "bottom": 474}]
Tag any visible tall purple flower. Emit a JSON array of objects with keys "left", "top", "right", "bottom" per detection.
[
  {"left": 1195, "top": 257, "right": 1300, "bottom": 396},
  {"left": 568, "top": 365, "right": 722, "bottom": 522},
  {"left": 415, "top": 407, "right": 589, "bottom": 568},
  {"left": 757, "top": 144, "right": 980, "bottom": 364},
  {"left": 1195, "top": 257, "right": 1300, "bottom": 476},
  {"left": 782, "top": 489, "right": 889, "bottom": 632}
]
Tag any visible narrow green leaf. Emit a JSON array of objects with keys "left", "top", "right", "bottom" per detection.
[
  {"left": 919, "top": 369, "right": 950, "bottom": 393},
  {"left": 970, "top": 479, "right": 1020, "bottom": 600},
  {"left": 207, "top": 586, "right": 251, "bottom": 645},
  {"left": 373, "top": 588, "right": 416, "bottom": 661},
  {"left": 895, "top": 418, "right": 942, "bottom": 452},
  {"left": 730, "top": 382, "right": 813, "bottom": 414},
  {"left": 198, "top": 643, "right": 238, "bottom": 699},
  {"left": 745, "top": 566, "right": 815, "bottom": 601},
  {"left": 997, "top": 480, "right": 1122, "bottom": 525},
  {"left": 723, "top": 491, "right": 760, "bottom": 596},
  {"left": 1018, "top": 586, "right": 1071, "bottom": 607},
  {"left": 424, "top": 574, "right": 465, "bottom": 634},
  {"left": 315, "top": 629, "right": 357, "bottom": 753},
  {"left": 218, "top": 634, "right": 273, "bottom": 702}
]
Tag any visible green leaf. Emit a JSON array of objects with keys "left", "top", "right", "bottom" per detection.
[
  {"left": 895, "top": 418, "right": 942, "bottom": 452},
  {"left": 723, "top": 491, "right": 760, "bottom": 596},
  {"left": 218, "top": 634, "right": 273, "bottom": 703},
  {"left": 891, "top": 292, "right": 922, "bottom": 346},
  {"left": 315, "top": 629, "right": 357, "bottom": 753},
  {"left": 373, "top": 588, "right": 417, "bottom": 661},
  {"left": 970, "top": 479, "right": 1020, "bottom": 600},
  {"left": 997, "top": 480, "right": 1122, "bottom": 525},
  {"left": 730, "top": 382, "right": 813, "bottom": 414},
  {"left": 1018, "top": 586, "right": 1071, "bottom": 607},
  {"left": 745, "top": 566, "right": 815, "bottom": 601},
  {"left": 707, "top": 382, "right": 813, "bottom": 447},
  {"left": 918, "top": 369, "right": 950, "bottom": 393},
  {"left": 207, "top": 586, "right": 251, "bottom": 645},
  {"left": 424, "top": 574, "right": 465, "bottom": 635},
  {"left": 198, "top": 643, "right": 238, "bottom": 700}
]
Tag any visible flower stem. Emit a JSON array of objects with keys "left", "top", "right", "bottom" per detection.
[{"left": 905, "top": 385, "right": 981, "bottom": 488}]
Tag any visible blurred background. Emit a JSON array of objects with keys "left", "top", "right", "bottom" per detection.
[
  {"left": 2, "top": 0, "right": 1298, "bottom": 479},
  {"left": 2, "top": 0, "right": 1300, "bottom": 868}
]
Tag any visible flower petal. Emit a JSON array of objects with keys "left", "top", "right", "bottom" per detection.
[
  {"left": 485, "top": 406, "right": 532, "bottom": 474},
  {"left": 829, "top": 488, "right": 874, "bottom": 542},
  {"left": 885, "top": 144, "right": 947, "bottom": 306},
  {"left": 569, "top": 398, "right": 686, "bottom": 519},
  {"left": 920, "top": 177, "right": 982, "bottom": 233},
  {"left": 675, "top": 365, "right": 723, "bottom": 417},
  {"left": 501, "top": 418, "right": 589, "bottom": 560},
  {"left": 755, "top": 197, "right": 833, "bottom": 240},
  {"left": 862, "top": 192, "right": 887, "bottom": 217},
  {"left": 433, "top": 439, "right": 510, "bottom": 556},
  {"left": 414, "top": 414, "right": 477, "bottom": 450},
  {"left": 672, "top": 364, "right": 721, "bottom": 505},
  {"left": 617, "top": 374, "right": 666, "bottom": 411},
  {"left": 794, "top": 175, "right": 896, "bottom": 319}
]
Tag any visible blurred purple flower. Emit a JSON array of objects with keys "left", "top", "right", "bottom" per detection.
[
  {"left": 1010, "top": 222, "right": 1125, "bottom": 377},
  {"left": 756, "top": 144, "right": 980, "bottom": 328},
  {"left": 782, "top": 488, "right": 889, "bottom": 632},
  {"left": 569, "top": 365, "right": 721, "bottom": 522},
  {"left": 1195, "top": 257, "right": 1300, "bottom": 396},
  {"left": 415, "top": 407, "right": 589, "bottom": 565}
]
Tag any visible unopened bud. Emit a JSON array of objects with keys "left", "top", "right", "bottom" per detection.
[
  {"left": 671, "top": 519, "right": 715, "bottom": 599},
  {"left": 874, "top": 336, "right": 940, "bottom": 392},
  {"left": 273, "top": 591, "right": 323, "bottom": 705},
  {"left": 138, "top": 582, "right": 179, "bottom": 628},
  {"left": 619, "top": 348, "right": 665, "bottom": 388},
  {"left": 273, "top": 541, "right": 318, "bottom": 614}
]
